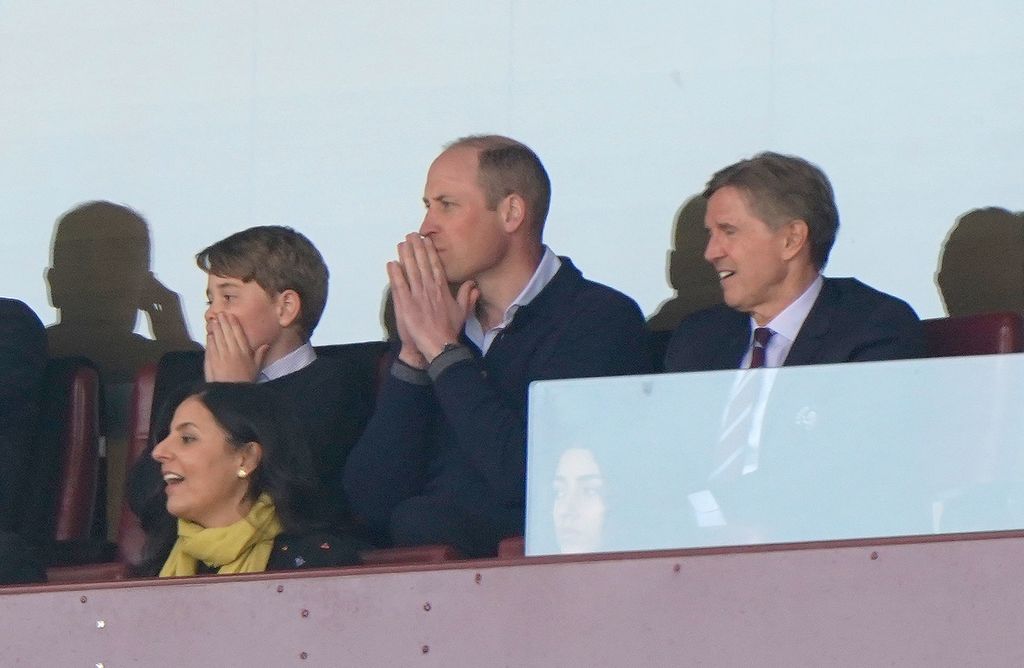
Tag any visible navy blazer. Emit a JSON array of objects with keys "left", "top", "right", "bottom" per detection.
[{"left": 664, "top": 277, "right": 924, "bottom": 372}]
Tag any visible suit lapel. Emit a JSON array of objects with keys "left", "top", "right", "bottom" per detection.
[
  {"left": 721, "top": 310, "right": 752, "bottom": 369},
  {"left": 784, "top": 279, "right": 833, "bottom": 366}
]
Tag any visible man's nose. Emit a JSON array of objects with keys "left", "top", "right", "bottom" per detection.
[
  {"left": 704, "top": 235, "right": 722, "bottom": 263},
  {"left": 419, "top": 211, "right": 437, "bottom": 237}
]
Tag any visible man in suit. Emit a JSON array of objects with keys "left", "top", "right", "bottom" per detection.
[
  {"left": 0, "top": 299, "right": 48, "bottom": 532},
  {"left": 662, "top": 153, "right": 925, "bottom": 544},
  {"left": 664, "top": 152, "right": 923, "bottom": 372}
]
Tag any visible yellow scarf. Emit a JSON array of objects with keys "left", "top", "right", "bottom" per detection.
[{"left": 159, "top": 493, "right": 283, "bottom": 577}]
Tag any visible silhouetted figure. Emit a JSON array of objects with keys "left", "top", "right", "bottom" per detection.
[
  {"left": 45, "top": 201, "right": 200, "bottom": 538},
  {"left": 937, "top": 207, "right": 1024, "bottom": 316},
  {"left": 45, "top": 201, "right": 200, "bottom": 384},
  {"left": 646, "top": 195, "right": 723, "bottom": 332}
]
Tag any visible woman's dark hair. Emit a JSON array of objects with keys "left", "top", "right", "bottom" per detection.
[{"left": 137, "top": 382, "right": 330, "bottom": 575}]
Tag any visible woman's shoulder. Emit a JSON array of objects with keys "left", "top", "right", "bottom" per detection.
[{"left": 267, "top": 531, "right": 363, "bottom": 571}]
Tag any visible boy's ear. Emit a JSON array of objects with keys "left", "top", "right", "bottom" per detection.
[{"left": 275, "top": 289, "right": 302, "bottom": 329}]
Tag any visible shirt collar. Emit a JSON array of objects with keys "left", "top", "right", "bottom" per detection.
[
  {"left": 751, "top": 274, "right": 824, "bottom": 344},
  {"left": 465, "top": 247, "right": 562, "bottom": 351},
  {"left": 258, "top": 342, "right": 317, "bottom": 382}
]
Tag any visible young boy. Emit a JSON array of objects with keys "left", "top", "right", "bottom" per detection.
[{"left": 127, "top": 226, "right": 374, "bottom": 541}]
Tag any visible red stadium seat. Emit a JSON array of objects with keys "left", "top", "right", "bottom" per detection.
[
  {"left": 359, "top": 544, "right": 464, "bottom": 566},
  {"left": 922, "top": 312, "right": 1024, "bottom": 357},
  {"left": 497, "top": 536, "right": 525, "bottom": 559},
  {"left": 115, "top": 361, "right": 157, "bottom": 567},
  {"left": 47, "top": 361, "right": 158, "bottom": 582},
  {"left": 52, "top": 361, "right": 102, "bottom": 542},
  {"left": 22, "top": 357, "right": 102, "bottom": 549}
]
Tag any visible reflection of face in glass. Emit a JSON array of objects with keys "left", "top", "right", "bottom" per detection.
[{"left": 552, "top": 448, "right": 607, "bottom": 554}]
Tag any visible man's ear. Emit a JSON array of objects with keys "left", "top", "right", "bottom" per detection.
[
  {"left": 276, "top": 289, "right": 302, "bottom": 329},
  {"left": 781, "top": 219, "right": 810, "bottom": 261},
  {"left": 499, "top": 193, "right": 528, "bottom": 234}
]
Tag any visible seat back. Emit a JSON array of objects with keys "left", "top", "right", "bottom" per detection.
[
  {"left": 116, "top": 362, "right": 157, "bottom": 567},
  {"left": 53, "top": 362, "right": 102, "bottom": 541},
  {"left": 47, "top": 361, "right": 153, "bottom": 581},
  {"left": 359, "top": 544, "right": 463, "bottom": 566},
  {"left": 922, "top": 312, "right": 1024, "bottom": 358},
  {"left": 21, "top": 357, "right": 101, "bottom": 546},
  {"left": 497, "top": 535, "right": 525, "bottom": 559}
]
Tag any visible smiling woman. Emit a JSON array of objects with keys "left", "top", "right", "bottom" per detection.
[{"left": 139, "top": 383, "right": 362, "bottom": 577}]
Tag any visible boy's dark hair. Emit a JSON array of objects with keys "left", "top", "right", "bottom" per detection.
[{"left": 196, "top": 226, "right": 328, "bottom": 340}]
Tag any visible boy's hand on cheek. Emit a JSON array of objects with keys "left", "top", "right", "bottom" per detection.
[{"left": 204, "top": 313, "right": 269, "bottom": 382}]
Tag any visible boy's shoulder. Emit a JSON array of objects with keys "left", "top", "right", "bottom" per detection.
[
  {"left": 153, "top": 340, "right": 388, "bottom": 410},
  {"left": 307, "top": 341, "right": 388, "bottom": 388},
  {"left": 268, "top": 343, "right": 385, "bottom": 401}
]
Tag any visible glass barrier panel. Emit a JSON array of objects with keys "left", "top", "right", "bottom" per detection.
[{"left": 526, "top": 354, "right": 1024, "bottom": 555}]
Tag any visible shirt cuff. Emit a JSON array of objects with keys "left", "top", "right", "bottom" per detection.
[
  {"left": 390, "top": 358, "right": 430, "bottom": 385},
  {"left": 426, "top": 344, "right": 474, "bottom": 382}
]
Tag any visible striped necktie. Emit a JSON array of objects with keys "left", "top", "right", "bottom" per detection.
[
  {"left": 710, "top": 327, "right": 776, "bottom": 481},
  {"left": 749, "top": 327, "right": 773, "bottom": 369}
]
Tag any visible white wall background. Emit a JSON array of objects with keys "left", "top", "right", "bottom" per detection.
[{"left": 3, "top": 1, "right": 1022, "bottom": 344}]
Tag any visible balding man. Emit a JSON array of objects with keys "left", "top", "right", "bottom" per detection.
[{"left": 344, "top": 135, "right": 650, "bottom": 556}]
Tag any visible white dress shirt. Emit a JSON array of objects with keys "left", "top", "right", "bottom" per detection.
[
  {"left": 257, "top": 342, "right": 317, "bottom": 383},
  {"left": 464, "top": 247, "right": 562, "bottom": 355},
  {"left": 740, "top": 274, "right": 824, "bottom": 368}
]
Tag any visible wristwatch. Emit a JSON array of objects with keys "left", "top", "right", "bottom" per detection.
[{"left": 431, "top": 341, "right": 463, "bottom": 364}]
